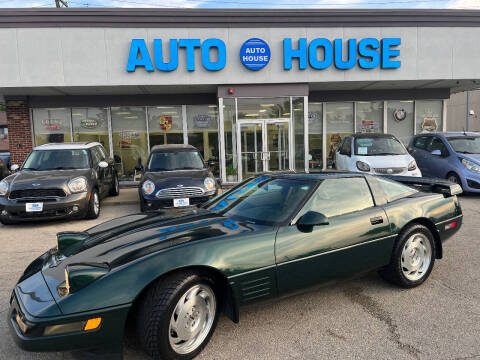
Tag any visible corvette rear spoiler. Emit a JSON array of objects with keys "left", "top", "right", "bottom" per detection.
[{"left": 383, "top": 176, "right": 463, "bottom": 197}]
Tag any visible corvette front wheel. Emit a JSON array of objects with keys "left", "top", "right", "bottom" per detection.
[{"left": 136, "top": 271, "right": 219, "bottom": 360}]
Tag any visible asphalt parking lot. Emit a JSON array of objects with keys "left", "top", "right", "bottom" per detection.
[{"left": 0, "top": 196, "right": 479, "bottom": 360}]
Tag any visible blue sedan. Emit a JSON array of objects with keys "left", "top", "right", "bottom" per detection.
[{"left": 409, "top": 132, "right": 480, "bottom": 192}]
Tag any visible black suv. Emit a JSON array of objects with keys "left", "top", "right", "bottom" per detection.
[
  {"left": 0, "top": 142, "right": 119, "bottom": 224},
  {"left": 139, "top": 144, "right": 219, "bottom": 211}
]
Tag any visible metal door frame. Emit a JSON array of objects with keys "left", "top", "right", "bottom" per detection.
[{"left": 236, "top": 118, "right": 292, "bottom": 180}]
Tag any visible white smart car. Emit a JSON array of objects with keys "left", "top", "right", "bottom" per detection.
[{"left": 335, "top": 133, "right": 422, "bottom": 177}]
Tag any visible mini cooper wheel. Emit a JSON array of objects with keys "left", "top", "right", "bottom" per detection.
[
  {"left": 109, "top": 173, "right": 120, "bottom": 196},
  {"left": 380, "top": 224, "right": 436, "bottom": 288},
  {"left": 136, "top": 271, "right": 219, "bottom": 360},
  {"left": 86, "top": 189, "right": 100, "bottom": 219}
]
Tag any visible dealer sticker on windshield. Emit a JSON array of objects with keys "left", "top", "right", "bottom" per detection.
[
  {"left": 173, "top": 198, "right": 190, "bottom": 207},
  {"left": 26, "top": 202, "right": 43, "bottom": 212}
]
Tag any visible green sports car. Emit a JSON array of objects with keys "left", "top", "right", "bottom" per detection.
[{"left": 8, "top": 173, "right": 463, "bottom": 360}]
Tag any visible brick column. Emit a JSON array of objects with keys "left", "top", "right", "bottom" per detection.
[{"left": 6, "top": 99, "right": 33, "bottom": 166}]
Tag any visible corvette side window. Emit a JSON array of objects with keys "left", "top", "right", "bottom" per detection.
[
  {"left": 376, "top": 177, "right": 418, "bottom": 202},
  {"left": 304, "top": 177, "right": 374, "bottom": 218}
]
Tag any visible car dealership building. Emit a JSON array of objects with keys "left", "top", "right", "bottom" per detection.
[{"left": 1, "top": 8, "right": 480, "bottom": 184}]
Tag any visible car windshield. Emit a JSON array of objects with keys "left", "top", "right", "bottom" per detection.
[
  {"left": 147, "top": 150, "right": 205, "bottom": 171},
  {"left": 354, "top": 136, "right": 406, "bottom": 156},
  {"left": 23, "top": 150, "right": 90, "bottom": 170},
  {"left": 447, "top": 136, "right": 480, "bottom": 154},
  {"left": 204, "top": 176, "right": 314, "bottom": 226}
]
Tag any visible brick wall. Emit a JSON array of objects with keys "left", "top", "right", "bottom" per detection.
[{"left": 6, "top": 99, "right": 32, "bottom": 166}]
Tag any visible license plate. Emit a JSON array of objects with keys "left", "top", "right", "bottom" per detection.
[
  {"left": 173, "top": 198, "right": 189, "bottom": 207},
  {"left": 25, "top": 202, "right": 43, "bottom": 212},
  {"left": 15, "top": 313, "right": 28, "bottom": 334}
]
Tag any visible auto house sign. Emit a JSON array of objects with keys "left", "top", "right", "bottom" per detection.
[{"left": 80, "top": 118, "right": 99, "bottom": 129}]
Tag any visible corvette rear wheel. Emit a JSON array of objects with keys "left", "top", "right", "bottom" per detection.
[
  {"left": 137, "top": 271, "right": 219, "bottom": 360},
  {"left": 380, "top": 224, "right": 436, "bottom": 288}
]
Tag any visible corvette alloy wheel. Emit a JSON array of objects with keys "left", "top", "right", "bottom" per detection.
[
  {"left": 168, "top": 284, "right": 216, "bottom": 355},
  {"left": 400, "top": 232, "right": 432, "bottom": 282}
]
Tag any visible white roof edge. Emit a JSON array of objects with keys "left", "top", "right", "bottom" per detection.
[{"left": 33, "top": 142, "right": 102, "bottom": 150}]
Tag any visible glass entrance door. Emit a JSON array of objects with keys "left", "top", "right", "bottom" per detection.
[{"left": 237, "top": 119, "right": 291, "bottom": 180}]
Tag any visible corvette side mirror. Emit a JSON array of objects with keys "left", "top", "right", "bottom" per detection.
[{"left": 297, "top": 211, "right": 329, "bottom": 232}]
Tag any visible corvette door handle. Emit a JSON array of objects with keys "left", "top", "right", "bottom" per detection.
[{"left": 370, "top": 216, "right": 383, "bottom": 225}]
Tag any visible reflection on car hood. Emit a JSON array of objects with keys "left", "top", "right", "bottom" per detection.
[
  {"left": 33, "top": 208, "right": 259, "bottom": 293},
  {"left": 355, "top": 154, "right": 413, "bottom": 168},
  {"left": 7, "top": 169, "right": 91, "bottom": 190}
]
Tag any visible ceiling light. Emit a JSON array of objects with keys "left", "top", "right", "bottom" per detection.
[{"left": 260, "top": 104, "right": 275, "bottom": 107}]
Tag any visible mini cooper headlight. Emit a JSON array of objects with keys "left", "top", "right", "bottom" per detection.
[
  {"left": 0, "top": 180, "right": 8, "bottom": 196},
  {"left": 461, "top": 158, "right": 480, "bottom": 173},
  {"left": 204, "top": 177, "right": 216, "bottom": 192},
  {"left": 68, "top": 177, "right": 87, "bottom": 193},
  {"left": 408, "top": 160, "right": 417, "bottom": 171},
  {"left": 142, "top": 180, "right": 155, "bottom": 195},
  {"left": 356, "top": 161, "right": 370, "bottom": 172}
]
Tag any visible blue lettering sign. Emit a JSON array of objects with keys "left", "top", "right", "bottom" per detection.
[
  {"left": 334, "top": 39, "right": 357, "bottom": 70},
  {"left": 308, "top": 38, "right": 332, "bottom": 70},
  {"left": 201, "top": 38, "right": 227, "bottom": 71},
  {"left": 283, "top": 38, "right": 307, "bottom": 70},
  {"left": 240, "top": 38, "right": 271, "bottom": 71},
  {"left": 154, "top": 39, "right": 178, "bottom": 72},
  {"left": 126, "top": 39, "right": 154, "bottom": 72},
  {"left": 179, "top": 39, "right": 201, "bottom": 71},
  {"left": 358, "top": 38, "right": 380, "bottom": 69},
  {"left": 381, "top": 38, "right": 401, "bottom": 69}
]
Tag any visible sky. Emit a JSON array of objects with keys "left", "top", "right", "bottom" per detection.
[{"left": 1, "top": 0, "right": 479, "bottom": 9}]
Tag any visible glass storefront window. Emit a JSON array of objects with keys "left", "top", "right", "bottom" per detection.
[
  {"left": 33, "top": 108, "right": 72, "bottom": 145},
  {"left": 387, "top": 100, "right": 414, "bottom": 146},
  {"left": 148, "top": 106, "right": 184, "bottom": 148},
  {"left": 71, "top": 107, "right": 110, "bottom": 155},
  {"left": 415, "top": 100, "right": 443, "bottom": 135},
  {"left": 223, "top": 99, "right": 238, "bottom": 182},
  {"left": 111, "top": 106, "right": 148, "bottom": 182},
  {"left": 308, "top": 102, "right": 323, "bottom": 170},
  {"left": 356, "top": 101, "right": 383, "bottom": 133},
  {"left": 326, "top": 102, "right": 354, "bottom": 168},
  {"left": 186, "top": 105, "right": 219, "bottom": 177},
  {"left": 293, "top": 97, "right": 305, "bottom": 171},
  {"left": 237, "top": 97, "right": 290, "bottom": 119}
]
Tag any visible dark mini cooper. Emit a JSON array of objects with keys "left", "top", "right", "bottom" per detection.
[
  {"left": 8, "top": 173, "right": 462, "bottom": 360},
  {"left": 139, "top": 144, "right": 218, "bottom": 211},
  {"left": 0, "top": 142, "right": 119, "bottom": 224}
]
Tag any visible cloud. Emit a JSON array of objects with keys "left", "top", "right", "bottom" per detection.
[{"left": 445, "top": 0, "right": 480, "bottom": 8}]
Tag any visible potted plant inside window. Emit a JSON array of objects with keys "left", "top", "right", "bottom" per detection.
[{"left": 226, "top": 165, "right": 237, "bottom": 182}]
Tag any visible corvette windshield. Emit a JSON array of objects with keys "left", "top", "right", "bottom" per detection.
[
  {"left": 205, "top": 176, "right": 314, "bottom": 226},
  {"left": 354, "top": 136, "right": 406, "bottom": 156},
  {"left": 447, "top": 137, "right": 480, "bottom": 154},
  {"left": 23, "top": 150, "right": 90, "bottom": 170},
  {"left": 148, "top": 150, "right": 205, "bottom": 171}
]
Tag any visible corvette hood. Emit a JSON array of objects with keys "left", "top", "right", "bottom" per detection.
[{"left": 30, "top": 208, "right": 257, "bottom": 293}]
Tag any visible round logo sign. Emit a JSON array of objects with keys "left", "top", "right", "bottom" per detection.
[
  {"left": 240, "top": 38, "right": 271, "bottom": 71},
  {"left": 393, "top": 109, "right": 407, "bottom": 122}
]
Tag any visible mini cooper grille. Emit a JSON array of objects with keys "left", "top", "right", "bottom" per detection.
[
  {"left": 9, "top": 189, "right": 67, "bottom": 200},
  {"left": 374, "top": 167, "right": 406, "bottom": 175},
  {"left": 156, "top": 187, "right": 205, "bottom": 199}
]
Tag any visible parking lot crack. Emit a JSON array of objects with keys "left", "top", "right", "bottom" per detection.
[{"left": 344, "top": 286, "right": 421, "bottom": 359}]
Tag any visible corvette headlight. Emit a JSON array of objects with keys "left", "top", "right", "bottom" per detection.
[
  {"left": 142, "top": 180, "right": 155, "bottom": 195},
  {"left": 0, "top": 180, "right": 8, "bottom": 196},
  {"left": 204, "top": 177, "right": 216, "bottom": 192},
  {"left": 356, "top": 161, "right": 370, "bottom": 172},
  {"left": 461, "top": 158, "right": 480, "bottom": 173},
  {"left": 68, "top": 177, "right": 87, "bottom": 193},
  {"left": 408, "top": 160, "right": 417, "bottom": 171}
]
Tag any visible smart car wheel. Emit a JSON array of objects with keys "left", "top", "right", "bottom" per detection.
[
  {"left": 379, "top": 224, "right": 435, "bottom": 288},
  {"left": 109, "top": 173, "right": 119, "bottom": 196},
  {"left": 136, "top": 271, "right": 219, "bottom": 360},
  {"left": 86, "top": 189, "right": 100, "bottom": 219}
]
